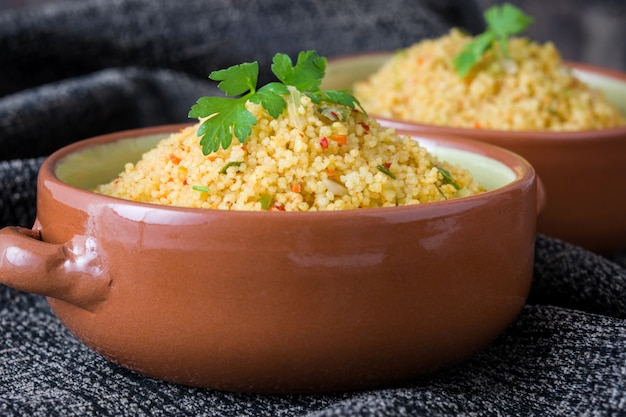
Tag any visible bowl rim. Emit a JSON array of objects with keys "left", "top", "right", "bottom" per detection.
[
  {"left": 326, "top": 52, "right": 626, "bottom": 142},
  {"left": 39, "top": 123, "right": 537, "bottom": 218}
]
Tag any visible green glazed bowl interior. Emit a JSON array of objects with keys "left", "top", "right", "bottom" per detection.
[{"left": 55, "top": 129, "right": 516, "bottom": 193}]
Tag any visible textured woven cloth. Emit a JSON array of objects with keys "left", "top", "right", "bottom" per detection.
[{"left": 1, "top": 1, "right": 626, "bottom": 416}]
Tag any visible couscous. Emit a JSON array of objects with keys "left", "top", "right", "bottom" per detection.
[
  {"left": 94, "top": 91, "right": 482, "bottom": 211},
  {"left": 353, "top": 29, "right": 626, "bottom": 131}
]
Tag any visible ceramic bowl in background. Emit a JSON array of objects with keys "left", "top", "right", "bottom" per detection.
[
  {"left": 323, "top": 53, "right": 626, "bottom": 254},
  {"left": 0, "top": 125, "right": 539, "bottom": 393}
]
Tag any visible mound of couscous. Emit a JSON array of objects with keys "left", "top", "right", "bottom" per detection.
[
  {"left": 94, "top": 91, "right": 482, "bottom": 211},
  {"left": 353, "top": 29, "right": 626, "bottom": 131}
]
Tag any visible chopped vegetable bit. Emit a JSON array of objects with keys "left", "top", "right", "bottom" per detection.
[
  {"left": 220, "top": 161, "right": 244, "bottom": 174},
  {"left": 192, "top": 185, "right": 210, "bottom": 193},
  {"left": 376, "top": 164, "right": 396, "bottom": 179},
  {"left": 259, "top": 193, "right": 273, "bottom": 210},
  {"left": 320, "top": 137, "right": 329, "bottom": 149},
  {"left": 453, "top": 3, "right": 533, "bottom": 78},
  {"left": 318, "top": 106, "right": 352, "bottom": 121},
  {"left": 322, "top": 178, "right": 348, "bottom": 196},
  {"left": 189, "top": 50, "right": 365, "bottom": 154}
]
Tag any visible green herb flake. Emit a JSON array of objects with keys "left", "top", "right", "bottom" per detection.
[
  {"left": 189, "top": 50, "right": 365, "bottom": 155},
  {"left": 435, "top": 185, "right": 448, "bottom": 200},
  {"left": 434, "top": 165, "right": 461, "bottom": 190},
  {"left": 453, "top": 3, "right": 534, "bottom": 78},
  {"left": 453, "top": 32, "right": 494, "bottom": 79},
  {"left": 259, "top": 193, "right": 273, "bottom": 210},
  {"left": 219, "top": 161, "right": 244, "bottom": 174},
  {"left": 376, "top": 164, "right": 397, "bottom": 179},
  {"left": 192, "top": 185, "right": 210, "bottom": 193}
]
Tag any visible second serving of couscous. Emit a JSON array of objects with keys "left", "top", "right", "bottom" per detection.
[{"left": 353, "top": 29, "right": 626, "bottom": 131}]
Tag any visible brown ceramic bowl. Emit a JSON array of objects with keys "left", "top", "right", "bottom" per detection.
[
  {"left": 323, "top": 53, "right": 626, "bottom": 254},
  {"left": 0, "top": 124, "right": 540, "bottom": 394}
]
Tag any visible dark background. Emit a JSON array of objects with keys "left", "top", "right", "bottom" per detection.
[{"left": 1, "top": 0, "right": 624, "bottom": 71}]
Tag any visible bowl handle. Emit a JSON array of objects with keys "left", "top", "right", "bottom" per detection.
[{"left": 0, "top": 226, "right": 111, "bottom": 311}]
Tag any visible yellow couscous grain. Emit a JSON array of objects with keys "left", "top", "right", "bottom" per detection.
[
  {"left": 94, "top": 92, "right": 482, "bottom": 211},
  {"left": 353, "top": 29, "right": 626, "bottom": 131}
]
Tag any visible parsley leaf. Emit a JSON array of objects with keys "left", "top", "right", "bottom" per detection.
[
  {"left": 308, "top": 89, "right": 366, "bottom": 113},
  {"left": 249, "top": 82, "right": 289, "bottom": 118},
  {"left": 189, "top": 50, "right": 365, "bottom": 155},
  {"left": 485, "top": 3, "right": 534, "bottom": 58},
  {"left": 209, "top": 62, "right": 259, "bottom": 96},
  {"left": 453, "top": 3, "right": 534, "bottom": 78},
  {"left": 453, "top": 32, "right": 494, "bottom": 79},
  {"left": 191, "top": 96, "right": 255, "bottom": 154},
  {"left": 272, "top": 50, "right": 326, "bottom": 91}
]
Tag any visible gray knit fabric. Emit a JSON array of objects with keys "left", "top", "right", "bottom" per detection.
[{"left": 1, "top": 1, "right": 626, "bottom": 416}]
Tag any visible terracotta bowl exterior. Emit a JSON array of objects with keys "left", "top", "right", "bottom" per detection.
[
  {"left": 0, "top": 125, "right": 539, "bottom": 393},
  {"left": 323, "top": 53, "right": 626, "bottom": 254}
]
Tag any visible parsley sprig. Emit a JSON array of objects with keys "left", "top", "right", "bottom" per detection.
[
  {"left": 189, "top": 50, "right": 365, "bottom": 154},
  {"left": 453, "top": 3, "right": 534, "bottom": 78}
]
